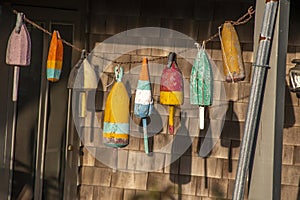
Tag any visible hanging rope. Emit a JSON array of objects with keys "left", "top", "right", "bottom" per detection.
[
  {"left": 202, "top": 6, "right": 255, "bottom": 46},
  {"left": 12, "top": 9, "right": 83, "bottom": 53},
  {"left": 12, "top": 6, "right": 255, "bottom": 65},
  {"left": 230, "top": 6, "right": 255, "bottom": 26}
]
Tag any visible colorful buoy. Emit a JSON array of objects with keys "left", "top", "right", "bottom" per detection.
[
  {"left": 47, "top": 30, "right": 63, "bottom": 82},
  {"left": 220, "top": 22, "right": 245, "bottom": 82},
  {"left": 6, "top": 12, "right": 31, "bottom": 101},
  {"left": 103, "top": 66, "right": 129, "bottom": 148},
  {"left": 68, "top": 50, "right": 98, "bottom": 117},
  {"left": 190, "top": 44, "right": 213, "bottom": 130},
  {"left": 67, "top": 50, "right": 87, "bottom": 89},
  {"left": 134, "top": 58, "right": 153, "bottom": 154},
  {"left": 160, "top": 52, "right": 183, "bottom": 134}
]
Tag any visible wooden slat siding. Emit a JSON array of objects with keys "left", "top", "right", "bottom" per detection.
[
  {"left": 78, "top": 0, "right": 300, "bottom": 200},
  {"left": 111, "top": 171, "right": 148, "bottom": 190}
]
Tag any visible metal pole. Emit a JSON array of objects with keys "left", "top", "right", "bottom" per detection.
[
  {"left": 8, "top": 101, "right": 17, "bottom": 200},
  {"left": 232, "top": 1, "right": 279, "bottom": 199}
]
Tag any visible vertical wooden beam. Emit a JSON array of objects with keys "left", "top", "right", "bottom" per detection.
[{"left": 249, "top": 0, "right": 290, "bottom": 199}]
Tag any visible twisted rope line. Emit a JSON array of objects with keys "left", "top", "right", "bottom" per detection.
[{"left": 12, "top": 6, "right": 255, "bottom": 65}]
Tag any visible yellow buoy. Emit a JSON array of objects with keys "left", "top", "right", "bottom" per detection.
[{"left": 221, "top": 22, "right": 245, "bottom": 82}]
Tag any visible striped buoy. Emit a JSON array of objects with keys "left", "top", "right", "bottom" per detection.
[
  {"left": 103, "top": 66, "right": 129, "bottom": 148},
  {"left": 160, "top": 52, "right": 183, "bottom": 134},
  {"left": 47, "top": 30, "right": 63, "bottom": 82},
  {"left": 134, "top": 58, "right": 153, "bottom": 154}
]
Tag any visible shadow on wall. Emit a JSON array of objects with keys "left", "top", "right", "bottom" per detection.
[
  {"left": 130, "top": 188, "right": 174, "bottom": 200},
  {"left": 220, "top": 100, "right": 240, "bottom": 173},
  {"left": 169, "top": 112, "right": 192, "bottom": 200},
  {"left": 84, "top": 78, "right": 104, "bottom": 143},
  {"left": 130, "top": 112, "right": 192, "bottom": 200},
  {"left": 197, "top": 112, "right": 212, "bottom": 190},
  {"left": 297, "top": 179, "right": 300, "bottom": 200},
  {"left": 284, "top": 82, "right": 296, "bottom": 128},
  {"left": 196, "top": 100, "right": 240, "bottom": 198}
]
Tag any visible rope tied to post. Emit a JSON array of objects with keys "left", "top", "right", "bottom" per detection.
[{"left": 12, "top": 6, "right": 255, "bottom": 65}]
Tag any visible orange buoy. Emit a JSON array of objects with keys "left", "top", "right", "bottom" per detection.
[{"left": 47, "top": 30, "right": 63, "bottom": 82}]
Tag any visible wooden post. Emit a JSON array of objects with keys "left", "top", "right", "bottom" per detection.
[{"left": 248, "top": 0, "right": 290, "bottom": 199}]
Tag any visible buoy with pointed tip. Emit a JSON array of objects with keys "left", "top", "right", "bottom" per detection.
[{"left": 134, "top": 58, "right": 153, "bottom": 154}]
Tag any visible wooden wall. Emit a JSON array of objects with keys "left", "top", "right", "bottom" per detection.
[
  {"left": 0, "top": 0, "right": 299, "bottom": 199},
  {"left": 79, "top": 1, "right": 299, "bottom": 200}
]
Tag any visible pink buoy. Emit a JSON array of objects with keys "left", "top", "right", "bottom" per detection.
[{"left": 6, "top": 12, "right": 31, "bottom": 101}]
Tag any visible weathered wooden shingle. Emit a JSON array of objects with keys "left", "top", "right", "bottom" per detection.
[
  {"left": 80, "top": 127, "right": 104, "bottom": 148},
  {"left": 281, "top": 185, "right": 299, "bottom": 200},
  {"left": 174, "top": 175, "right": 197, "bottom": 196},
  {"left": 164, "top": 153, "right": 180, "bottom": 174},
  {"left": 243, "top": 62, "right": 252, "bottom": 83},
  {"left": 283, "top": 127, "right": 300, "bottom": 145},
  {"left": 134, "top": 189, "right": 162, "bottom": 199},
  {"left": 122, "top": 133, "right": 140, "bottom": 151},
  {"left": 153, "top": 134, "right": 174, "bottom": 153},
  {"left": 282, "top": 145, "right": 294, "bottom": 165},
  {"left": 82, "top": 147, "right": 96, "bottom": 167},
  {"left": 224, "top": 83, "right": 239, "bottom": 102},
  {"left": 181, "top": 156, "right": 204, "bottom": 177},
  {"left": 238, "top": 82, "right": 251, "bottom": 103},
  {"left": 93, "top": 186, "right": 124, "bottom": 200},
  {"left": 79, "top": 185, "right": 94, "bottom": 200},
  {"left": 206, "top": 158, "right": 223, "bottom": 179},
  {"left": 111, "top": 171, "right": 148, "bottom": 190},
  {"left": 147, "top": 172, "right": 175, "bottom": 193},
  {"left": 123, "top": 189, "right": 136, "bottom": 200},
  {"left": 81, "top": 166, "right": 112, "bottom": 186},
  {"left": 294, "top": 146, "right": 300, "bottom": 166},
  {"left": 173, "top": 194, "right": 201, "bottom": 200},
  {"left": 222, "top": 159, "right": 238, "bottom": 180},
  {"left": 209, "top": 178, "right": 228, "bottom": 199},
  {"left": 196, "top": 176, "right": 209, "bottom": 197},
  {"left": 242, "top": 43, "right": 254, "bottom": 63},
  {"left": 281, "top": 165, "right": 300, "bottom": 186},
  {"left": 209, "top": 140, "right": 236, "bottom": 160},
  {"left": 136, "top": 152, "right": 165, "bottom": 172},
  {"left": 232, "top": 102, "right": 248, "bottom": 122}
]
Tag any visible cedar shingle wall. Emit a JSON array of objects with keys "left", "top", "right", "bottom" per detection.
[{"left": 78, "top": 1, "right": 300, "bottom": 199}]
